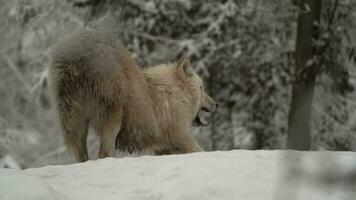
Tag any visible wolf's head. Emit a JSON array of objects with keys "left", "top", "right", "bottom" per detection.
[{"left": 176, "top": 59, "right": 218, "bottom": 127}]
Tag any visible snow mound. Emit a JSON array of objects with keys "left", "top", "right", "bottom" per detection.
[
  {"left": 1, "top": 150, "right": 356, "bottom": 200},
  {"left": 0, "top": 169, "right": 55, "bottom": 200}
]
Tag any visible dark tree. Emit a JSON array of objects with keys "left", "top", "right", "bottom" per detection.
[{"left": 287, "top": 0, "right": 322, "bottom": 150}]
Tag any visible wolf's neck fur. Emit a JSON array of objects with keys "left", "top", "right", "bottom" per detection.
[
  {"left": 143, "top": 64, "right": 176, "bottom": 91},
  {"left": 142, "top": 64, "right": 179, "bottom": 120}
]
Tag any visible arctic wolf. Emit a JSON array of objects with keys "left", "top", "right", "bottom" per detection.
[{"left": 49, "top": 31, "right": 217, "bottom": 162}]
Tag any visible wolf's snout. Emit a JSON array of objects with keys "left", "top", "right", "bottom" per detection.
[
  {"left": 201, "top": 106, "right": 211, "bottom": 113},
  {"left": 201, "top": 103, "right": 218, "bottom": 113}
]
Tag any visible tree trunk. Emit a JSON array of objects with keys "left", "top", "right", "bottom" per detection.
[{"left": 287, "top": 0, "right": 322, "bottom": 150}]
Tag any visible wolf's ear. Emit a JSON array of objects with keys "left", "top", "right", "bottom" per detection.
[{"left": 177, "top": 58, "right": 193, "bottom": 77}]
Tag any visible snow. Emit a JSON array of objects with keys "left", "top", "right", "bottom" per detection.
[
  {"left": 0, "top": 169, "right": 55, "bottom": 200},
  {"left": 0, "top": 150, "right": 355, "bottom": 200},
  {"left": 0, "top": 154, "right": 21, "bottom": 169}
]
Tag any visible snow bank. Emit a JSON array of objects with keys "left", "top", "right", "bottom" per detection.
[{"left": 1, "top": 150, "right": 355, "bottom": 200}]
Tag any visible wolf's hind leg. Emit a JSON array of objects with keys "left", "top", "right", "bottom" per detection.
[
  {"left": 68, "top": 126, "right": 89, "bottom": 162},
  {"left": 98, "top": 106, "right": 123, "bottom": 158},
  {"left": 58, "top": 99, "right": 89, "bottom": 162}
]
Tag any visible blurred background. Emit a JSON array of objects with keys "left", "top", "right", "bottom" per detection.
[{"left": 0, "top": 0, "right": 356, "bottom": 169}]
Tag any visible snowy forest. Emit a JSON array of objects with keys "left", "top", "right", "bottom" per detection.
[{"left": 1, "top": 0, "right": 356, "bottom": 169}]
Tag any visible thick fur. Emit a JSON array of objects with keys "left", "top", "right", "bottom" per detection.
[{"left": 49, "top": 31, "right": 216, "bottom": 162}]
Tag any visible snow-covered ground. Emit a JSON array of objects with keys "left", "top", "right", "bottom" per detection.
[{"left": 0, "top": 150, "right": 355, "bottom": 200}]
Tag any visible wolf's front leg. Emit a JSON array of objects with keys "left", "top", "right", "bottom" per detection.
[{"left": 173, "top": 128, "right": 203, "bottom": 153}]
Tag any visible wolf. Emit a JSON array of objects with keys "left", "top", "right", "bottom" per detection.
[{"left": 49, "top": 31, "right": 217, "bottom": 162}]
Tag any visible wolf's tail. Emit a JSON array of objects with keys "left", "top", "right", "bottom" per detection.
[{"left": 49, "top": 64, "right": 89, "bottom": 162}]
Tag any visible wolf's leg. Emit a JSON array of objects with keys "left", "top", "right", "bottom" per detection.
[
  {"left": 154, "top": 147, "right": 181, "bottom": 155},
  {"left": 180, "top": 138, "right": 203, "bottom": 153},
  {"left": 58, "top": 98, "right": 89, "bottom": 162},
  {"left": 69, "top": 124, "right": 89, "bottom": 162},
  {"left": 98, "top": 106, "right": 123, "bottom": 158},
  {"left": 172, "top": 129, "right": 203, "bottom": 153}
]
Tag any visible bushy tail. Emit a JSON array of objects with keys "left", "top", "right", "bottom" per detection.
[{"left": 50, "top": 64, "right": 89, "bottom": 162}]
